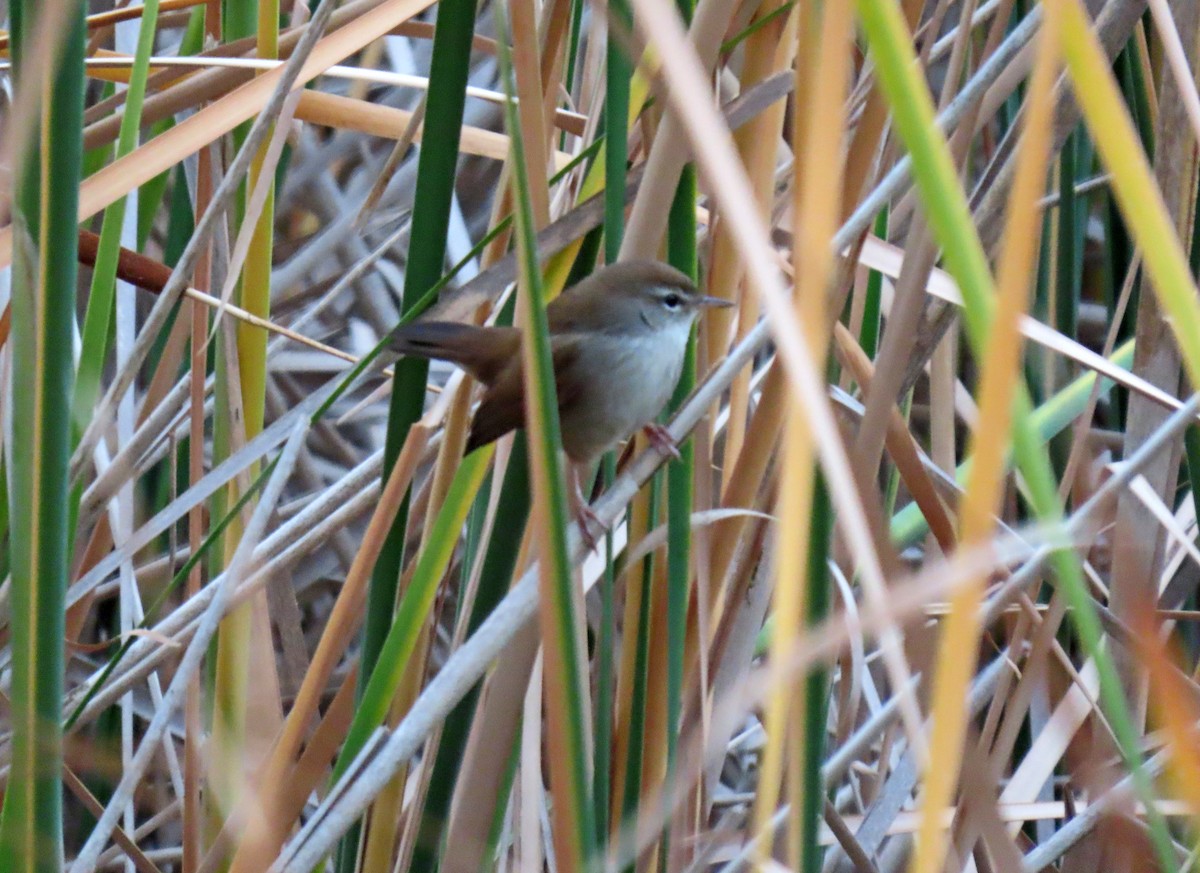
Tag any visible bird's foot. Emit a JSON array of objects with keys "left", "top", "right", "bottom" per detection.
[
  {"left": 643, "top": 423, "right": 682, "bottom": 461},
  {"left": 568, "top": 464, "right": 604, "bottom": 552},
  {"left": 575, "top": 501, "right": 603, "bottom": 552}
]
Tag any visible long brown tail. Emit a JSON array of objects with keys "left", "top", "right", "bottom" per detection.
[{"left": 387, "top": 321, "right": 518, "bottom": 384}]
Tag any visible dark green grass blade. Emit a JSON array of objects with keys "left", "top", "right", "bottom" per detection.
[
  {"left": 0, "top": 5, "right": 85, "bottom": 870},
  {"left": 347, "top": 1, "right": 478, "bottom": 866}
]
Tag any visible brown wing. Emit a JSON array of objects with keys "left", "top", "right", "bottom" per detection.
[{"left": 466, "top": 337, "right": 584, "bottom": 454}]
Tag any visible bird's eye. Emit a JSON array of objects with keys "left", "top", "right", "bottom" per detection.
[{"left": 663, "top": 292, "right": 682, "bottom": 309}]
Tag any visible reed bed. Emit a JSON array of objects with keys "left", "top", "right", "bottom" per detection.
[{"left": 3, "top": 1, "right": 1200, "bottom": 871}]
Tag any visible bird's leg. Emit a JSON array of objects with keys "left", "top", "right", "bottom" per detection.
[
  {"left": 568, "top": 462, "right": 602, "bottom": 552},
  {"left": 643, "top": 423, "right": 682, "bottom": 461}
]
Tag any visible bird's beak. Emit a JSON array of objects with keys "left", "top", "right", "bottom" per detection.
[{"left": 695, "top": 295, "right": 735, "bottom": 309}]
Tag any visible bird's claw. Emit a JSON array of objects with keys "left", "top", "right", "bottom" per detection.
[
  {"left": 575, "top": 502, "right": 602, "bottom": 552},
  {"left": 643, "top": 423, "right": 682, "bottom": 461}
]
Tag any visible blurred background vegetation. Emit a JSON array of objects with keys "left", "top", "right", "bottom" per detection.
[{"left": 4, "top": 0, "right": 1200, "bottom": 871}]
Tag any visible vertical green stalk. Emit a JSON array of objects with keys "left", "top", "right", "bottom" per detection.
[
  {"left": 209, "top": 0, "right": 280, "bottom": 828},
  {"left": 860, "top": 207, "right": 887, "bottom": 359},
  {"left": 598, "top": 0, "right": 634, "bottom": 844},
  {"left": 497, "top": 4, "right": 597, "bottom": 866},
  {"left": 0, "top": 4, "right": 84, "bottom": 871},
  {"left": 72, "top": 0, "right": 161, "bottom": 435},
  {"left": 1028, "top": 210, "right": 1052, "bottom": 405},
  {"left": 1117, "top": 43, "right": 1154, "bottom": 154},
  {"left": 346, "top": 3, "right": 476, "bottom": 866},
  {"left": 404, "top": 282, "right": 521, "bottom": 873},
  {"left": 409, "top": 439, "right": 531, "bottom": 873},
  {"left": 663, "top": 3, "right": 698, "bottom": 844},
  {"left": 799, "top": 479, "right": 831, "bottom": 873},
  {"left": 237, "top": 0, "right": 279, "bottom": 441},
  {"left": 618, "top": 496, "right": 658, "bottom": 873},
  {"left": 1050, "top": 128, "right": 1083, "bottom": 470},
  {"left": 605, "top": 0, "right": 632, "bottom": 261},
  {"left": 361, "top": 0, "right": 478, "bottom": 696},
  {"left": 1054, "top": 127, "right": 1080, "bottom": 345},
  {"left": 594, "top": 449, "right": 616, "bottom": 847},
  {"left": 68, "top": 0, "right": 162, "bottom": 572},
  {"left": 1104, "top": 195, "right": 1136, "bottom": 352}
]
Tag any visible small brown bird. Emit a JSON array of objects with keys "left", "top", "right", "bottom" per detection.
[{"left": 389, "top": 260, "right": 730, "bottom": 540}]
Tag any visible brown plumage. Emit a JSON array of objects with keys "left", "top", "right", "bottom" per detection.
[{"left": 388, "top": 259, "right": 728, "bottom": 463}]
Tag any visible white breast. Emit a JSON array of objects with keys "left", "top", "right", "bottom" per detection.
[{"left": 561, "top": 317, "right": 693, "bottom": 461}]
